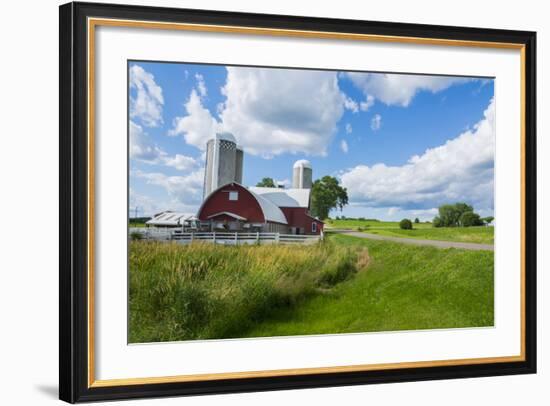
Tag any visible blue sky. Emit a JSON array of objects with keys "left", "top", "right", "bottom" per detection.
[{"left": 129, "top": 61, "right": 495, "bottom": 221}]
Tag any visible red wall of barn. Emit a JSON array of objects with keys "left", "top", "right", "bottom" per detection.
[
  {"left": 280, "top": 207, "right": 323, "bottom": 235},
  {"left": 198, "top": 183, "right": 265, "bottom": 223}
]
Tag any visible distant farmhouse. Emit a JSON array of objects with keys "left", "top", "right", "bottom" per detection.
[{"left": 147, "top": 133, "right": 323, "bottom": 235}]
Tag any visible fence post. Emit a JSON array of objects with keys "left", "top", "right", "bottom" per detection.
[
  {"left": 191, "top": 232, "right": 194, "bottom": 242},
  {"left": 256, "top": 231, "right": 259, "bottom": 244},
  {"left": 213, "top": 231, "right": 216, "bottom": 243},
  {"left": 275, "top": 232, "right": 280, "bottom": 243}
]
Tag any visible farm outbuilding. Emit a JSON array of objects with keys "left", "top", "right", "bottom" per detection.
[{"left": 146, "top": 211, "right": 199, "bottom": 229}]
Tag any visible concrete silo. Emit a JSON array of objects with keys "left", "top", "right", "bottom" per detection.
[
  {"left": 292, "top": 159, "right": 312, "bottom": 189},
  {"left": 203, "top": 133, "right": 244, "bottom": 199},
  {"left": 235, "top": 145, "right": 244, "bottom": 184}
]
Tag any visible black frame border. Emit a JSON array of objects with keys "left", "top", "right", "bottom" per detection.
[{"left": 59, "top": 2, "right": 537, "bottom": 403}]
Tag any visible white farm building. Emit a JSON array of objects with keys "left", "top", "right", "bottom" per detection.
[{"left": 145, "top": 211, "right": 198, "bottom": 229}]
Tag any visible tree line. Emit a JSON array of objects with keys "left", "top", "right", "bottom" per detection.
[{"left": 432, "top": 203, "right": 493, "bottom": 227}]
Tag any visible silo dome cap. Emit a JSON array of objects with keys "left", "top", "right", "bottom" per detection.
[
  {"left": 293, "top": 159, "right": 312, "bottom": 169},
  {"left": 214, "top": 132, "right": 237, "bottom": 143}
]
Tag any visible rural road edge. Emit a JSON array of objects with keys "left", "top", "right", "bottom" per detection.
[{"left": 332, "top": 230, "right": 494, "bottom": 251}]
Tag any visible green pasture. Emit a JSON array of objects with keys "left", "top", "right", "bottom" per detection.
[
  {"left": 326, "top": 219, "right": 493, "bottom": 244},
  {"left": 129, "top": 233, "right": 493, "bottom": 342}
]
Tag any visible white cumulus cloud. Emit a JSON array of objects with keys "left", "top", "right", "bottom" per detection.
[
  {"left": 169, "top": 89, "right": 220, "bottom": 149},
  {"left": 133, "top": 169, "right": 205, "bottom": 208},
  {"left": 344, "top": 72, "right": 470, "bottom": 107},
  {"left": 195, "top": 73, "right": 207, "bottom": 98},
  {"left": 340, "top": 139, "right": 349, "bottom": 153},
  {"left": 220, "top": 67, "right": 346, "bottom": 157},
  {"left": 340, "top": 98, "right": 495, "bottom": 211},
  {"left": 129, "top": 65, "right": 164, "bottom": 127},
  {"left": 130, "top": 120, "right": 198, "bottom": 171},
  {"left": 130, "top": 121, "right": 164, "bottom": 163},
  {"left": 170, "top": 67, "right": 346, "bottom": 157},
  {"left": 371, "top": 114, "right": 382, "bottom": 131},
  {"left": 360, "top": 95, "right": 375, "bottom": 112},
  {"left": 162, "top": 154, "right": 198, "bottom": 171},
  {"left": 343, "top": 96, "right": 359, "bottom": 113}
]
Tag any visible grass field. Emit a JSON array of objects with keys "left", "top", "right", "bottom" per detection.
[
  {"left": 129, "top": 239, "right": 367, "bottom": 343},
  {"left": 129, "top": 234, "right": 493, "bottom": 342},
  {"left": 326, "top": 219, "right": 494, "bottom": 244},
  {"left": 244, "top": 234, "right": 494, "bottom": 338}
]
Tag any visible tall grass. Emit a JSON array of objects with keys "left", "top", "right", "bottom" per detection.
[{"left": 129, "top": 240, "right": 368, "bottom": 343}]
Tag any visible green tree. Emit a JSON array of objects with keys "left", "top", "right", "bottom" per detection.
[
  {"left": 414, "top": 217, "right": 420, "bottom": 223},
  {"left": 437, "top": 202, "right": 474, "bottom": 227},
  {"left": 433, "top": 216, "right": 443, "bottom": 228},
  {"left": 459, "top": 211, "right": 483, "bottom": 227},
  {"left": 310, "top": 176, "right": 349, "bottom": 220},
  {"left": 481, "top": 216, "right": 494, "bottom": 225},
  {"left": 399, "top": 219, "right": 413, "bottom": 230},
  {"left": 256, "top": 177, "right": 276, "bottom": 187}
]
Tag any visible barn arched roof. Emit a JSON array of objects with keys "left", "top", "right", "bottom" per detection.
[
  {"left": 248, "top": 190, "right": 288, "bottom": 224},
  {"left": 197, "top": 183, "right": 288, "bottom": 225}
]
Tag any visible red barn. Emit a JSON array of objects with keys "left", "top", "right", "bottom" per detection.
[{"left": 197, "top": 183, "right": 323, "bottom": 235}]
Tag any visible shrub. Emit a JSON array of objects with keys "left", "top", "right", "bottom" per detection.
[
  {"left": 130, "top": 231, "right": 143, "bottom": 240},
  {"left": 432, "top": 216, "right": 443, "bottom": 228},
  {"left": 414, "top": 218, "right": 420, "bottom": 223},
  {"left": 399, "top": 219, "right": 413, "bottom": 230}
]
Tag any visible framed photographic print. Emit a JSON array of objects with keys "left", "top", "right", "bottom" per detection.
[{"left": 59, "top": 1, "right": 537, "bottom": 403}]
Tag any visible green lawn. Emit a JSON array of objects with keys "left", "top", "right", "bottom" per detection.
[
  {"left": 326, "top": 219, "right": 493, "bottom": 244},
  {"left": 243, "top": 234, "right": 494, "bottom": 338}
]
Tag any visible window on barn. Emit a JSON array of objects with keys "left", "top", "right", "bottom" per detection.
[
  {"left": 312, "top": 222, "right": 317, "bottom": 233},
  {"left": 229, "top": 191, "right": 238, "bottom": 201}
]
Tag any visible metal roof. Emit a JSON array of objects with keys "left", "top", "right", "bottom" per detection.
[
  {"left": 146, "top": 211, "right": 197, "bottom": 226},
  {"left": 213, "top": 132, "right": 236, "bottom": 143},
  {"left": 293, "top": 159, "right": 312, "bottom": 169},
  {"left": 248, "top": 190, "right": 289, "bottom": 224},
  {"left": 249, "top": 187, "right": 310, "bottom": 208}
]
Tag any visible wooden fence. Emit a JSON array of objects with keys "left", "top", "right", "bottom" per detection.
[{"left": 129, "top": 228, "right": 322, "bottom": 245}]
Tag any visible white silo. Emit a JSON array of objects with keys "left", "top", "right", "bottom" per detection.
[
  {"left": 292, "top": 159, "right": 313, "bottom": 189},
  {"left": 203, "top": 133, "right": 243, "bottom": 199},
  {"left": 235, "top": 145, "right": 244, "bottom": 184}
]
